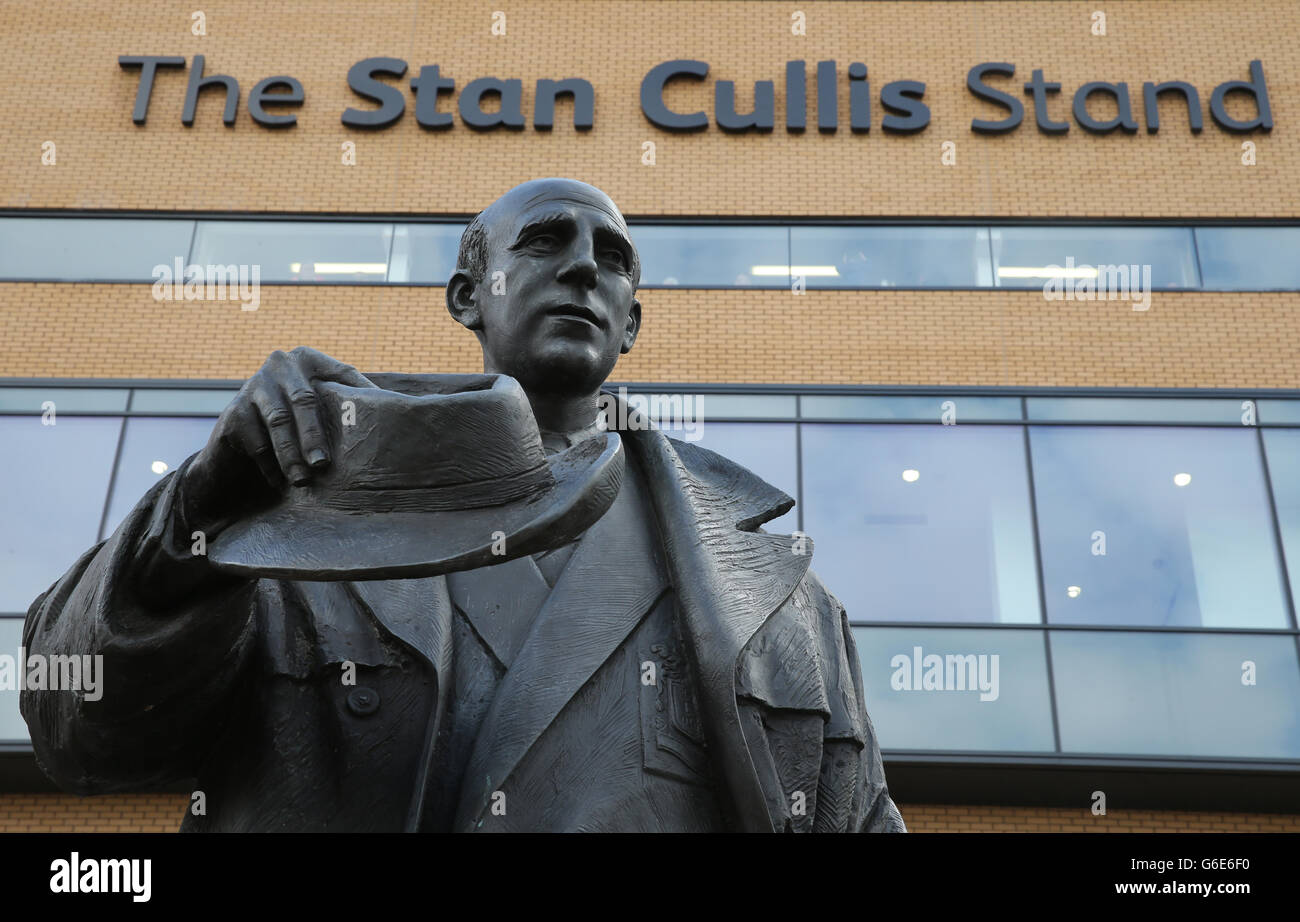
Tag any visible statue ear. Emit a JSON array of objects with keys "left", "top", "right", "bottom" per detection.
[
  {"left": 445, "top": 271, "right": 483, "bottom": 331},
  {"left": 620, "top": 298, "right": 642, "bottom": 354}
]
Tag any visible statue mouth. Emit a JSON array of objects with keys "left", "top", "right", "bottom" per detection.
[{"left": 545, "top": 302, "right": 604, "bottom": 329}]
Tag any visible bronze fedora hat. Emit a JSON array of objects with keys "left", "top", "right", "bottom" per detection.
[{"left": 208, "top": 373, "right": 624, "bottom": 580}]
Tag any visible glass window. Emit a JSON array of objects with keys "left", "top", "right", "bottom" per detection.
[
  {"left": 1196, "top": 227, "right": 1300, "bottom": 291},
  {"left": 790, "top": 226, "right": 992, "bottom": 288},
  {"left": 1027, "top": 396, "right": 1250, "bottom": 424},
  {"left": 801, "top": 395, "right": 1021, "bottom": 422},
  {"left": 1263, "top": 429, "right": 1300, "bottom": 608},
  {"left": 1259, "top": 399, "right": 1300, "bottom": 425},
  {"left": 626, "top": 392, "right": 796, "bottom": 421},
  {"left": 0, "top": 416, "right": 121, "bottom": 613},
  {"left": 1030, "top": 426, "right": 1289, "bottom": 627},
  {"left": 0, "top": 387, "right": 129, "bottom": 414},
  {"left": 190, "top": 221, "right": 393, "bottom": 283},
  {"left": 0, "top": 217, "right": 194, "bottom": 282},
  {"left": 991, "top": 226, "right": 1199, "bottom": 289},
  {"left": 851, "top": 626, "right": 1056, "bottom": 752},
  {"left": 101, "top": 418, "right": 217, "bottom": 539},
  {"left": 389, "top": 223, "right": 467, "bottom": 284},
  {"left": 0, "top": 618, "right": 29, "bottom": 743},
  {"left": 129, "top": 389, "right": 237, "bottom": 414},
  {"left": 802, "top": 424, "right": 1041, "bottom": 623},
  {"left": 654, "top": 421, "right": 798, "bottom": 532},
  {"left": 629, "top": 225, "right": 789, "bottom": 288},
  {"left": 1051, "top": 630, "right": 1300, "bottom": 758}
]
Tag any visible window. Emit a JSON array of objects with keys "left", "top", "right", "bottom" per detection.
[
  {"left": 801, "top": 424, "right": 1041, "bottom": 623},
  {"left": 629, "top": 225, "right": 788, "bottom": 287},
  {"left": 0, "top": 416, "right": 121, "bottom": 613},
  {"left": 190, "top": 221, "right": 393, "bottom": 283},
  {"left": 1051, "top": 630, "right": 1300, "bottom": 758},
  {"left": 101, "top": 417, "right": 217, "bottom": 540},
  {"left": 1030, "top": 426, "right": 1290, "bottom": 627},
  {"left": 389, "top": 223, "right": 467, "bottom": 284},
  {"left": 852, "top": 626, "right": 1056, "bottom": 751},
  {"left": 1262, "top": 429, "right": 1300, "bottom": 608},
  {"left": 801, "top": 394, "right": 1021, "bottom": 422},
  {"left": 790, "top": 226, "right": 992, "bottom": 288},
  {"left": 0, "top": 618, "right": 27, "bottom": 742},
  {"left": 0, "top": 217, "right": 194, "bottom": 282},
  {"left": 991, "top": 226, "right": 1199, "bottom": 289},
  {"left": 1197, "top": 227, "right": 1300, "bottom": 291}
]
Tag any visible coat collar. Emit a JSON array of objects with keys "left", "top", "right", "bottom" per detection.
[{"left": 453, "top": 451, "right": 669, "bottom": 829}]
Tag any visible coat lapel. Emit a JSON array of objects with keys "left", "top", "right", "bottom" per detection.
[{"left": 454, "top": 457, "right": 668, "bottom": 830}]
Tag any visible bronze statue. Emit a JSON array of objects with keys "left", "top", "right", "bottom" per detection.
[{"left": 21, "top": 178, "right": 905, "bottom": 832}]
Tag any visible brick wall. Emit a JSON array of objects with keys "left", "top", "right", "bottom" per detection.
[
  {"left": 1, "top": 1, "right": 1295, "bottom": 218},
  {"left": 2, "top": 794, "right": 1297, "bottom": 832},
  {"left": 2, "top": 284, "right": 1297, "bottom": 387}
]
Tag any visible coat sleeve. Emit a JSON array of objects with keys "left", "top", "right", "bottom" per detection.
[
  {"left": 20, "top": 455, "right": 259, "bottom": 794},
  {"left": 735, "top": 569, "right": 906, "bottom": 832}
]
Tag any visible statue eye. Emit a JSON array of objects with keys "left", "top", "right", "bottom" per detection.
[
  {"left": 603, "top": 248, "right": 628, "bottom": 269},
  {"left": 526, "top": 233, "right": 559, "bottom": 250}
]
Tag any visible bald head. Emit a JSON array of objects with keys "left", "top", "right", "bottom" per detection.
[{"left": 456, "top": 178, "right": 640, "bottom": 290}]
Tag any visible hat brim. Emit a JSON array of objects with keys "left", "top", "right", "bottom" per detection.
[{"left": 208, "top": 433, "right": 623, "bottom": 580}]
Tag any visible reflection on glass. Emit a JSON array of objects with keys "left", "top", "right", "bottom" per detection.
[
  {"left": 802, "top": 424, "right": 1040, "bottom": 622},
  {"left": 389, "top": 224, "right": 467, "bottom": 283},
  {"left": 1262, "top": 429, "right": 1300, "bottom": 608},
  {"left": 991, "top": 226, "right": 1198, "bottom": 289},
  {"left": 1051, "top": 630, "right": 1300, "bottom": 758},
  {"left": 102, "top": 418, "right": 217, "bottom": 539},
  {"left": 1026, "top": 397, "right": 1249, "bottom": 424},
  {"left": 1031, "top": 426, "right": 1288, "bottom": 627},
  {"left": 629, "top": 225, "right": 788, "bottom": 287},
  {"left": 790, "top": 226, "right": 992, "bottom": 287},
  {"left": 129, "top": 390, "right": 237, "bottom": 414},
  {"left": 0, "top": 416, "right": 121, "bottom": 613},
  {"left": 0, "top": 388, "right": 129, "bottom": 413},
  {"left": 0, "top": 218, "right": 195, "bottom": 282},
  {"left": 655, "top": 421, "right": 798, "bottom": 531},
  {"left": 801, "top": 395, "right": 1021, "bottom": 421},
  {"left": 852, "top": 626, "right": 1055, "bottom": 751},
  {"left": 191, "top": 221, "right": 393, "bottom": 283},
  {"left": 0, "top": 618, "right": 28, "bottom": 742},
  {"left": 1196, "top": 227, "right": 1300, "bottom": 291}
]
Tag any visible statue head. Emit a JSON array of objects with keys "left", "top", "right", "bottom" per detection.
[{"left": 446, "top": 178, "right": 642, "bottom": 399}]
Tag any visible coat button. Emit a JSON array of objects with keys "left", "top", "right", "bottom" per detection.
[{"left": 346, "top": 687, "right": 380, "bottom": 716}]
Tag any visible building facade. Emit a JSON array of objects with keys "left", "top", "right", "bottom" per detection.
[{"left": 1, "top": 0, "right": 1298, "bottom": 832}]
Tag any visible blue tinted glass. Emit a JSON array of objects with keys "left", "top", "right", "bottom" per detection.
[
  {"left": 655, "top": 421, "right": 797, "bottom": 532},
  {"left": 627, "top": 392, "right": 796, "bottom": 420},
  {"left": 191, "top": 221, "right": 393, "bottom": 283},
  {"left": 630, "top": 225, "right": 788, "bottom": 287},
  {"left": 0, "top": 618, "right": 28, "bottom": 742},
  {"left": 790, "top": 226, "right": 992, "bottom": 287},
  {"left": 1051, "top": 630, "right": 1300, "bottom": 758},
  {"left": 389, "top": 224, "right": 467, "bottom": 283},
  {"left": 852, "top": 626, "right": 1055, "bottom": 751},
  {"left": 102, "top": 418, "right": 217, "bottom": 539},
  {"left": 1196, "top": 227, "right": 1300, "bottom": 291},
  {"left": 1260, "top": 400, "right": 1300, "bottom": 424},
  {"left": 129, "top": 390, "right": 237, "bottom": 414},
  {"left": 801, "top": 395, "right": 1021, "bottom": 421},
  {"left": 0, "top": 218, "right": 194, "bottom": 281},
  {"left": 0, "top": 416, "right": 121, "bottom": 613},
  {"left": 0, "top": 387, "right": 129, "bottom": 413},
  {"left": 802, "top": 424, "right": 1040, "bottom": 623},
  {"left": 991, "top": 226, "right": 1198, "bottom": 289},
  {"left": 1262, "top": 429, "right": 1300, "bottom": 608},
  {"left": 1027, "top": 396, "right": 1249, "bottom": 424},
  {"left": 1030, "top": 426, "right": 1289, "bottom": 627}
]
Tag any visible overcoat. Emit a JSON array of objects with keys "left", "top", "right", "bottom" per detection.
[{"left": 21, "top": 389, "right": 904, "bottom": 833}]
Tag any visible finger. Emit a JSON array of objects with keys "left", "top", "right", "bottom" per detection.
[
  {"left": 227, "top": 399, "right": 284, "bottom": 490},
  {"left": 251, "top": 385, "right": 311, "bottom": 486},
  {"left": 276, "top": 361, "right": 331, "bottom": 469},
  {"left": 290, "top": 346, "right": 374, "bottom": 389}
]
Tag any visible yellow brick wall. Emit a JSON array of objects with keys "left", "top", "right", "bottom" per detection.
[
  {"left": 1, "top": 794, "right": 1296, "bottom": 832},
  {"left": 0, "top": 0, "right": 1295, "bottom": 217},
  {"left": 1, "top": 284, "right": 1297, "bottom": 387}
]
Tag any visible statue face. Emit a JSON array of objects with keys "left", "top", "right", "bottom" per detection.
[{"left": 451, "top": 181, "right": 641, "bottom": 397}]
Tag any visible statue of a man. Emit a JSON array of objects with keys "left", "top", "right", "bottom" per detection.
[{"left": 21, "top": 179, "right": 905, "bottom": 832}]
